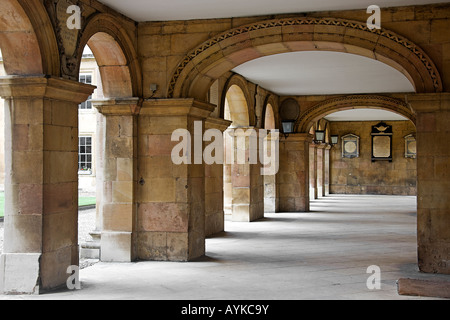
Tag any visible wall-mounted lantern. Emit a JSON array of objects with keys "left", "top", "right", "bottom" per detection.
[
  {"left": 330, "top": 135, "right": 339, "bottom": 146},
  {"left": 314, "top": 130, "right": 326, "bottom": 144},
  {"left": 280, "top": 98, "right": 300, "bottom": 139},
  {"left": 282, "top": 120, "right": 295, "bottom": 138}
]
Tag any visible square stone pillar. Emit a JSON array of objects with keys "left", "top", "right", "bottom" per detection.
[
  {"left": 278, "top": 134, "right": 312, "bottom": 212},
  {"left": 408, "top": 93, "right": 450, "bottom": 274},
  {"left": 204, "top": 117, "right": 231, "bottom": 237},
  {"left": 0, "top": 77, "right": 94, "bottom": 294},
  {"left": 93, "top": 98, "right": 140, "bottom": 262},
  {"left": 316, "top": 144, "right": 326, "bottom": 198},
  {"left": 227, "top": 127, "right": 264, "bottom": 222},
  {"left": 136, "top": 99, "right": 214, "bottom": 261},
  {"left": 309, "top": 144, "right": 318, "bottom": 200},
  {"left": 324, "top": 145, "right": 332, "bottom": 196}
]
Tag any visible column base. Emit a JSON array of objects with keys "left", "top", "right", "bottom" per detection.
[
  {"left": 101, "top": 232, "right": 134, "bottom": 262},
  {"left": 0, "top": 253, "right": 41, "bottom": 295},
  {"left": 80, "top": 231, "right": 101, "bottom": 260},
  {"left": 419, "top": 242, "right": 450, "bottom": 275},
  {"left": 137, "top": 231, "right": 204, "bottom": 262}
]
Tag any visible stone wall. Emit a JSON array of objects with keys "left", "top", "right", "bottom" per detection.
[{"left": 330, "top": 121, "right": 417, "bottom": 196}]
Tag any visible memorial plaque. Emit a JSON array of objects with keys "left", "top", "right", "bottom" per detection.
[
  {"left": 373, "top": 136, "right": 391, "bottom": 158},
  {"left": 405, "top": 134, "right": 417, "bottom": 159},
  {"left": 371, "top": 122, "right": 393, "bottom": 162},
  {"left": 342, "top": 134, "right": 360, "bottom": 159}
]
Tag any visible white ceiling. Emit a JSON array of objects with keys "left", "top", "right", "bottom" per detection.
[
  {"left": 324, "top": 109, "right": 409, "bottom": 122},
  {"left": 232, "top": 51, "right": 415, "bottom": 96},
  {"left": 98, "top": 0, "right": 449, "bottom": 22}
]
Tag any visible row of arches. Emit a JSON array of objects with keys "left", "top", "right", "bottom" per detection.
[
  {"left": 1, "top": 1, "right": 443, "bottom": 106},
  {"left": 0, "top": 0, "right": 448, "bottom": 294}
]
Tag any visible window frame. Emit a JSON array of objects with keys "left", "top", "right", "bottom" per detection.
[
  {"left": 78, "top": 135, "right": 93, "bottom": 175},
  {"left": 79, "top": 72, "right": 93, "bottom": 110}
]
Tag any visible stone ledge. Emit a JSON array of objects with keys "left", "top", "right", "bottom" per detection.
[{"left": 397, "top": 278, "right": 450, "bottom": 299}]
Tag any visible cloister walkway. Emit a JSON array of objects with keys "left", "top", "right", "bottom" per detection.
[{"left": 3, "top": 195, "right": 450, "bottom": 300}]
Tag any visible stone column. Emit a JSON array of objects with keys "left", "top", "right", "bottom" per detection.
[
  {"left": 0, "top": 77, "right": 94, "bottom": 294},
  {"left": 407, "top": 93, "right": 450, "bottom": 274},
  {"left": 324, "top": 145, "right": 332, "bottom": 196},
  {"left": 223, "top": 128, "right": 233, "bottom": 220},
  {"left": 309, "top": 144, "right": 318, "bottom": 200},
  {"left": 204, "top": 117, "right": 231, "bottom": 237},
  {"left": 93, "top": 98, "right": 140, "bottom": 262},
  {"left": 278, "top": 134, "right": 312, "bottom": 212},
  {"left": 136, "top": 99, "right": 214, "bottom": 261},
  {"left": 316, "top": 144, "right": 326, "bottom": 198},
  {"left": 228, "top": 127, "right": 264, "bottom": 222},
  {"left": 264, "top": 132, "right": 279, "bottom": 213}
]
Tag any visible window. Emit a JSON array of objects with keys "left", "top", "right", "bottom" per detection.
[
  {"left": 79, "top": 73, "right": 93, "bottom": 109},
  {"left": 79, "top": 136, "right": 93, "bottom": 173}
]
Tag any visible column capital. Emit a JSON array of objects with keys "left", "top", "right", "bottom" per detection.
[
  {"left": 205, "top": 117, "right": 232, "bottom": 132},
  {"left": 280, "top": 133, "right": 313, "bottom": 143},
  {"left": 92, "top": 98, "right": 142, "bottom": 116},
  {"left": 406, "top": 93, "right": 450, "bottom": 113},
  {"left": 0, "top": 76, "right": 95, "bottom": 104},
  {"left": 141, "top": 98, "right": 215, "bottom": 119}
]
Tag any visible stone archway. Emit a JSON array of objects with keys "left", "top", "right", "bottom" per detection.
[
  {"left": 168, "top": 17, "right": 443, "bottom": 100},
  {"left": 0, "top": 0, "right": 95, "bottom": 294},
  {"left": 78, "top": 14, "right": 142, "bottom": 263},
  {"left": 221, "top": 74, "right": 253, "bottom": 127},
  {"left": 262, "top": 94, "right": 279, "bottom": 131},
  {"left": 296, "top": 94, "right": 416, "bottom": 133},
  {"left": 78, "top": 13, "right": 142, "bottom": 98},
  {"left": 0, "top": 0, "right": 59, "bottom": 76}
]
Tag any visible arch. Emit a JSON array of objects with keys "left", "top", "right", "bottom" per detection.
[
  {"left": 296, "top": 95, "right": 416, "bottom": 133},
  {"left": 78, "top": 13, "right": 142, "bottom": 98},
  {"left": 262, "top": 94, "right": 279, "bottom": 130},
  {"left": 168, "top": 17, "right": 442, "bottom": 100},
  {"left": 221, "top": 74, "right": 253, "bottom": 127},
  {"left": 0, "top": 0, "right": 59, "bottom": 76}
]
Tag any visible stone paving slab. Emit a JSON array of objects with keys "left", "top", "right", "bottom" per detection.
[{"left": 1, "top": 195, "right": 450, "bottom": 300}]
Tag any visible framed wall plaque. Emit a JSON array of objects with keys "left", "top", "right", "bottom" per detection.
[
  {"left": 371, "top": 122, "right": 393, "bottom": 162},
  {"left": 404, "top": 134, "right": 417, "bottom": 159},
  {"left": 341, "top": 134, "right": 360, "bottom": 159}
]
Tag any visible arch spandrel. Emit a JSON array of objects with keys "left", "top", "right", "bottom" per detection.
[{"left": 169, "top": 17, "right": 443, "bottom": 101}]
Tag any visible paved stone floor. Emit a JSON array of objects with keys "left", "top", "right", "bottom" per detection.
[{"left": 2, "top": 195, "right": 450, "bottom": 300}]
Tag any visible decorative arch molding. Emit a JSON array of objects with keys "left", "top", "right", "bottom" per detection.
[
  {"left": 220, "top": 74, "right": 255, "bottom": 127},
  {"left": 0, "top": 0, "right": 59, "bottom": 76},
  {"left": 296, "top": 95, "right": 416, "bottom": 133},
  {"left": 168, "top": 16, "right": 442, "bottom": 100},
  {"left": 77, "top": 13, "right": 142, "bottom": 98}
]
